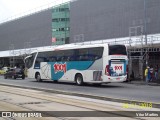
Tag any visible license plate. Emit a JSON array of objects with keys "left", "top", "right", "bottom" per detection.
[{"left": 116, "top": 78, "right": 120, "bottom": 80}]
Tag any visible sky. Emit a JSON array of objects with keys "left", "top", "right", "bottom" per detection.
[{"left": 0, "top": 0, "right": 70, "bottom": 23}]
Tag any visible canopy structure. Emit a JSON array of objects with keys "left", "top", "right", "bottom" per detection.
[
  {"left": 0, "top": 51, "right": 11, "bottom": 57},
  {"left": 0, "top": 50, "right": 27, "bottom": 58},
  {"left": 0, "top": 33, "right": 160, "bottom": 58},
  {"left": 0, "top": 46, "right": 55, "bottom": 58},
  {"left": 0, "top": 48, "right": 34, "bottom": 58}
]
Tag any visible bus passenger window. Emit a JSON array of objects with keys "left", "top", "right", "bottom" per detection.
[{"left": 67, "top": 57, "right": 70, "bottom": 61}]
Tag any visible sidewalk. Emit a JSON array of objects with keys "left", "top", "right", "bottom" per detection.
[{"left": 126, "top": 79, "right": 160, "bottom": 86}]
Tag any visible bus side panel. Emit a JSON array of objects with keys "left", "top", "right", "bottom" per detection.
[
  {"left": 48, "top": 61, "right": 94, "bottom": 81},
  {"left": 58, "top": 69, "right": 79, "bottom": 81},
  {"left": 58, "top": 70, "right": 93, "bottom": 82},
  {"left": 102, "top": 46, "right": 109, "bottom": 78},
  {"left": 39, "top": 59, "right": 103, "bottom": 82},
  {"left": 88, "top": 58, "right": 103, "bottom": 70},
  {"left": 57, "top": 58, "right": 103, "bottom": 82},
  {"left": 40, "top": 62, "right": 51, "bottom": 79}
]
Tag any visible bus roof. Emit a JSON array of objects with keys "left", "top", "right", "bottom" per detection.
[{"left": 30, "top": 43, "right": 110, "bottom": 54}]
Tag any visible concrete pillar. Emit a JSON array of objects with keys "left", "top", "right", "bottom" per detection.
[{"left": 139, "top": 52, "right": 144, "bottom": 80}]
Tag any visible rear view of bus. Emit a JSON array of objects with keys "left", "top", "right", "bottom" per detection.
[{"left": 103, "top": 45, "right": 128, "bottom": 82}]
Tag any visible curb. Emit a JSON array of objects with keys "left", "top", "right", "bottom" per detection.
[
  {"left": 0, "top": 83, "right": 160, "bottom": 109},
  {"left": 125, "top": 81, "right": 160, "bottom": 86}
]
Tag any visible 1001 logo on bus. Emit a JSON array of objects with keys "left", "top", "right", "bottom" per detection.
[
  {"left": 115, "top": 66, "right": 122, "bottom": 70},
  {"left": 54, "top": 63, "right": 67, "bottom": 73}
]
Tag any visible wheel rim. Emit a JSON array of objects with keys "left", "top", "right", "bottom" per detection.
[{"left": 77, "top": 77, "right": 82, "bottom": 85}]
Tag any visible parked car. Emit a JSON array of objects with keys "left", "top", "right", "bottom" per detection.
[
  {"left": 0, "top": 67, "right": 9, "bottom": 75},
  {"left": 4, "top": 68, "right": 25, "bottom": 79}
]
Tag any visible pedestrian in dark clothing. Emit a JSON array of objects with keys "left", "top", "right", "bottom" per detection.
[
  {"left": 155, "top": 65, "right": 158, "bottom": 80},
  {"left": 149, "top": 65, "right": 154, "bottom": 81}
]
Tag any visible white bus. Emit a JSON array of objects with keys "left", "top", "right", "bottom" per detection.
[{"left": 25, "top": 43, "right": 128, "bottom": 85}]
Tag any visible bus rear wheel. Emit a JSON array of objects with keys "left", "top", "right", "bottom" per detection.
[
  {"left": 75, "top": 74, "right": 83, "bottom": 86},
  {"left": 36, "top": 73, "right": 42, "bottom": 82}
]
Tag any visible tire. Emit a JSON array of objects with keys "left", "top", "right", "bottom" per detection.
[
  {"left": 93, "top": 83, "right": 102, "bottom": 86},
  {"left": 53, "top": 80, "right": 58, "bottom": 83},
  {"left": 4, "top": 76, "right": 7, "bottom": 79},
  {"left": 75, "top": 74, "right": 83, "bottom": 86},
  {"left": 36, "top": 73, "right": 42, "bottom": 82},
  {"left": 12, "top": 75, "right": 16, "bottom": 79},
  {"left": 22, "top": 76, "right": 25, "bottom": 79}
]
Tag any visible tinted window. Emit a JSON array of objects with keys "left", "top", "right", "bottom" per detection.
[
  {"left": 61, "top": 50, "right": 75, "bottom": 61},
  {"left": 76, "top": 48, "right": 89, "bottom": 61},
  {"left": 35, "top": 52, "right": 50, "bottom": 68},
  {"left": 88, "top": 47, "right": 103, "bottom": 60},
  {"left": 109, "top": 45, "right": 127, "bottom": 55},
  {"left": 76, "top": 47, "right": 103, "bottom": 61},
  {"left": 46, "top": 50, "right": 74, "bottom": 62},
  {"left": 34, "top": 47, "right": 104, "bottom": 63},
  {"left": 51, "top": 47, "right": 104, "bottom": 61}
]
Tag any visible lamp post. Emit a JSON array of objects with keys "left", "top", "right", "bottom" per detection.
[
  {"left": 144, "top": 0, "right": 147, "bottom": 45},
  {"left": 144, "top": 0, "right": 149, "bottom": 68}
]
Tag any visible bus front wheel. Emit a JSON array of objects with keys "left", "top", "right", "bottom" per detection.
[
  {"left": 36, "top": 73, "right": 42, "bottom": 82},
  {"left": 75, "top": 74, "right": 83, "bottom": 86}
]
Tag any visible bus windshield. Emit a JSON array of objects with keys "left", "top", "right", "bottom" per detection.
[
  {"left": 109, "top": 45, "right": 127, "bottom": 55},
  {"left": 25, "top": 53, "right": 36, "bottom": 69}
]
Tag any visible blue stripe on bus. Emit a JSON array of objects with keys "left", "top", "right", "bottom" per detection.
[{"left": 48, "top": 61, "right": 94, "bottom": 80}]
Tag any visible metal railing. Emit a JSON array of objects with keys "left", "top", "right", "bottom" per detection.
[{"left": 74, "top": 34, "right": 160, "bottom": 47}]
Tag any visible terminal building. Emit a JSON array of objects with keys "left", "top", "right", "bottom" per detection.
[{"left": 0, "top": 0, "right": 160, "bottom": 80}]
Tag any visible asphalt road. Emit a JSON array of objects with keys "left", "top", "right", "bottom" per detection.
[
  {"left": 1, "top": 85, "right": 154, "bottom": 119},
  {"left": 0, "top": 76, "right": 160, "bottom": 103}
]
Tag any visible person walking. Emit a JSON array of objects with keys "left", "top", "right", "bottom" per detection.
[
  {"left": 149, "top": 65, "right": 154, "bottom": 81},
  {"left": 145, "top": 66, "right": 150, "bottom": 84},
  {"left": 154, "top": 65, "right": 158, "bottom": 81}
]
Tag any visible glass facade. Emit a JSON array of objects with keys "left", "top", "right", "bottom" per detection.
[{"left": 52, "top": 3, "right": 70, "bottom": 45}]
